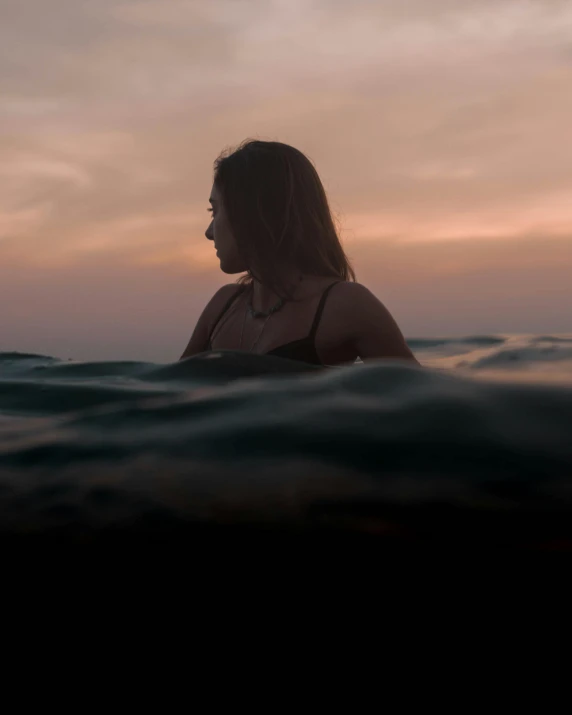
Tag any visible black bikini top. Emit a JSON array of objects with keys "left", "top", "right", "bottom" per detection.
[{"left": 206, "top": 281, "right": 342, "bottom": 365}]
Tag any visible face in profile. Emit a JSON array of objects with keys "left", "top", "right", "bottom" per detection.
[{"left": 205, "top": 183, "right": 247, "bottom": 274}]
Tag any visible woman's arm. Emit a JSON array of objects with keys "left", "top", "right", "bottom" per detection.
[{"left": 340, "top": 283, "right": 419, "bottom": 364}]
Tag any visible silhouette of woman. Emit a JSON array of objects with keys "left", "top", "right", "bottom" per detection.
[{"left": 181, "top": 139, "right": 417, "bottom": 366}]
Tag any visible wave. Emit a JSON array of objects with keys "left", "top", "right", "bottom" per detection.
[
  {"left": 410, "top": 334, "right": 572, "bottom": 374},
  {"left": 469, "top": 345, "right": 572, "bottom": 369},
  {"left": 407, "top": 336, "right": 507, "bottom": 349},
  {"left": 1, "top": 347, "right": 572, "bottom": 549}
]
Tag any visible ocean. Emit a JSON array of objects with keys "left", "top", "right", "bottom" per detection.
[{"left": 1, "top": 334, "right": 572, "bottom": 552}]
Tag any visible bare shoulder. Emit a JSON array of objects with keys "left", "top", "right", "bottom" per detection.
[
  {"left": 179, "top": 283, "right": 243, "bottom": 360},
  {"left": 331, "top": 280, "right": 376, "bottom": 301},
  {"left": 211, "top": 282, "right": 245, "bottom": 308},
  {"left": 201, "top": 282, "right": 245, "bottom": 333},
  {"left": 331, "top": 281, "right": 418, "bottom": 363},
  {"left": 328, "top": 281, "right": 385, "bottom": 314}
]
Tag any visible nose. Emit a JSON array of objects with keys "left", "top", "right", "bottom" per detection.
[{"left": 205, "top": 220, "right": 214, "bottom": 241}]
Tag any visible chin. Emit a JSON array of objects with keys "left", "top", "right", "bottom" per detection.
[
  {"left": 220, "top": 264, "right": 240, "bottom": 275},
  {"left": 219, "top": 258, "right": 248, "bottom": 274}
]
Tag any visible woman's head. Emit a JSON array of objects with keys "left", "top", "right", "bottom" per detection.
[{"left": 205, "top": 139, "right": 355, "bottom": 297}]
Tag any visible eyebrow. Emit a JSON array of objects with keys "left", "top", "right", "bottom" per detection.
[{"left": 208, "top": 198, "right": 217, "bottom": 204}]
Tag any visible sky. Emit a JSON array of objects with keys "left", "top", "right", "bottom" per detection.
[{"left": 1, "top": 0, "right": 571, "bottom": 361}]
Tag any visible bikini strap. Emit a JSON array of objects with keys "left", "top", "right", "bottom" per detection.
[{"left": 308, "top": 281, "right": 342, "bottom": 339}]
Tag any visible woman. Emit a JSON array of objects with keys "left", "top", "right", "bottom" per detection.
[{"left": 180, "top": 139, "right": 417, "bottom": 366}]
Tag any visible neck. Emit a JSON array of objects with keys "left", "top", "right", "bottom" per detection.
[{"left": 250, "top": 272, "right": 303, "bottom": 313}]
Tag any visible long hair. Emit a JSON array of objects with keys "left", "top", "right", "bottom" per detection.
[{"left": 213, "top": 139, "right": 356, "bottom": 299}]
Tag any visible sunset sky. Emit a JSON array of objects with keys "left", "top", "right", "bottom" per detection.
[{"left": 1, "top": 0, "right": 571, "bottom": 361}]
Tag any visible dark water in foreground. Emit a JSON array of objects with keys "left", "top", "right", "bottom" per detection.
[{"left": 1, "top": 335, "right": 572, "bottom": 552}]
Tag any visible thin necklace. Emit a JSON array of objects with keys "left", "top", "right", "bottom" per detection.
[
  {"left": 240, "top": 276, "right": 303, "bottom": 353},
  {"left": 239, "top": 307, "right": 273, "bottom": 353},
  {"left": 246, "top": 293, "right": 284, "bottom": 319}
]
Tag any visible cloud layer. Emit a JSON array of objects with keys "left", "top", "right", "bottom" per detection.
[{"left": 1, "top": 0, "right": 571, "bottom": 357}]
